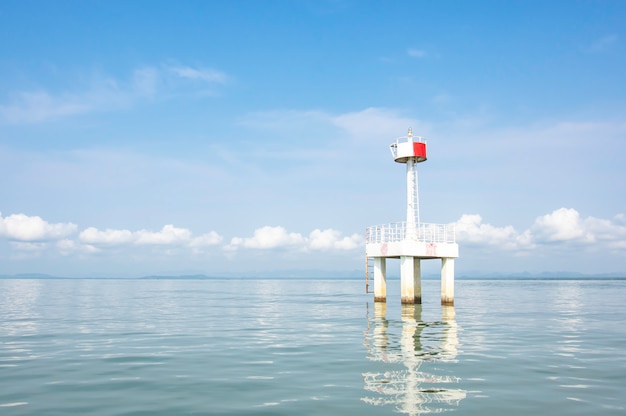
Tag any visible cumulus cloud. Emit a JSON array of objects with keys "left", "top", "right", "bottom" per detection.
[
  {"left": 78, "top": 224, "right": 223, "bottom": 248},
  {"left": 79, "top": 227, "right": 134, "bottom": 245},
  {"left": 57, "top": 239, "right": 99, "bottom": 256},
  {"left": 227, "top": 226, "right": 362, "bottom": 251},
  {"left": 0, "top": 212, "right": 77, "bottom": 242},
  {"left": 2, "top": 208, "right": 623, "bottom": 264},
  {"left": 453, "top": 214, "right": 533, "bottom": 250},
  {"left": 531, "top": 208, "right": 626, "bottom": 247},
  {"left": 228, "top": 226, "right": 306, "bottom": 250},
  {"left": 309, "top": 228, "right": 363, "bottom": 250},
  {"left": 453, "top": 208, "right": 626, "bottom": 251},
  {"left": 190, "top": 231, "right": 223, "bottom": 247},
  {"left": 135, "top": 225, "right": 192, "bottom": 245},
  {"left": 531, "top": 208, "right": 590, "bottom": 243}
]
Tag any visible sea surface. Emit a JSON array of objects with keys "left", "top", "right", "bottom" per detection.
[{"left": 1, "top": 278, "right": 625, "bottom": 415}]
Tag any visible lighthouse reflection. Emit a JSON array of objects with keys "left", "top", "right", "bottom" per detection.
[{"left": 362, "top": 303, "right": 466, "bottom": 414}]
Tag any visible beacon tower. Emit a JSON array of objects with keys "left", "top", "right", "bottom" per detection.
[{"left": 365, "top": 129, "right": 459, "bottom": 305}]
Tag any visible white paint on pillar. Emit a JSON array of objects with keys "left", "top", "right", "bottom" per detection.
[
  {"left": 374, "top": 257, "right": 387, "bottom": 303},
  {"left": 400, "top": 256, "right": 412, "bottom": 303},
  {"left": 400, "top": 256, "right": 421, "bottom": 304},
  {"left": 441, "top": 257, "right": 455, "bottom": 306},
  {"left": 414, "top": 258, "right": 421, "bottom": 303}
]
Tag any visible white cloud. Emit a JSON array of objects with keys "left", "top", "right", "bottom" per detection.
[
  {"left": 73, "top": 224, "right": 364, "bottom": 252},
  {"left": 0, "top": 212, "right": 77, "bottom": 242},
  {"left": 531, "top": 208, "right": 590, "bottom": 243},
  {"left": 2, "top": 207, "right": 623, "bottom": 269},
  {"left": 57, "top": 239, "right": 99, "bottom": 256},
  {"left": 309, "top": 228, "right": 363, "bottom": 250},
  {"left": 0, "top": 69, "right": 153, "bottom": 124},
  {"left": 584, "top": 216, "right": 623, "bottom": 244},
  {"left": 78, "top": 224, "right": 222, "bottom": 248},
  {"left": 135, "top": 224, "right": 192, "bottom": 245},
  {"left": 0, "top": 91, "right": 90, "bottom": 123},
  {"left": 453, "top": 208, "right": 626, "bottom": 252},
  {"left": 79, "top": 227, "right": 134, "bottom": 245},
  {"left": 331, "top": 107, "right": 427, "bottom": 142},
  {"left": 407, "top": 48, "right": 427, "bottom": 58},
  {"left": 239, "top": 107, "right": 427, "bottom": 143},
  {"left": 169, "top": 66, "right": 229, "bottom": 84},
  {"left": 0, "top": 64, "right": 230, "bottom": 124},
  {"left": 239, "top": 109, "right": 625, "bottom": 185},
  {"left": 227, "top": 226, "right": 362, "bottom": 251},
  {"left": 309, "top": 228, "right": 342, "bottom": 250},
  {"left": 453, "top": 214, "right": 533, "bottom": 250},
  {"left": 190, "top": 231, "right": 223, "bottom": 247},
  {"left": 228, "top": 226, "right": 306, "bottom": 250},
  {"left": 531, "top": 208, "right": 626, "bottom": 247}
]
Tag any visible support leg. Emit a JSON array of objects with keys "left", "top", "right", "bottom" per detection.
[
  {"left": 414, "top": 258, "right": 422, "bottom": 304},
  {"left": 441, "top": 257, "right": 455, "bottom": 306},
  {"left": 374, "top": 257, "right": 387, "bottom": 303},
  {"left": 400, "top": 256, "right": 421, "bottom": 304}
]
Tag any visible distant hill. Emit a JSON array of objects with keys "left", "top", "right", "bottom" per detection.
[
  {"left": 455, "top": 271, "right": 626, "bottom": 279},
  {"left": 1, "top": 271, "right": 625, "bottom": 280},
  {"left": 0, "top": 273, "right": 61, "bottom": 279},
  {"left": 139, "top": 274, "right": 215, "bottom": 280}
]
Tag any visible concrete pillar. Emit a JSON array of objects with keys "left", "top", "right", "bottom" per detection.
[
  {"left": 374, "top": 257, "right": 387, "bottom": 303},
  {"left": 400, "top": 256, "right": 422, "bottom": 304},
  {"left": 441, "top": 257, "right": 455, "bottom": 306},
  {"left": 414, "top": 258, "right": 422, "bottom": 304}
]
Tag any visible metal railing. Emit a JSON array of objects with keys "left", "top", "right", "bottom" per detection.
[{"left": 366, "top": 222, "right": 456, "bottom": 244}]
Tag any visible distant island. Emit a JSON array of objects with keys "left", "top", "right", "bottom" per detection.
[{"left": 1, "top": 271, "right": 625, "bottom": 280}]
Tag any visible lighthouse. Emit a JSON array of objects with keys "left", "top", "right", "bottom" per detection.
[{"left": 365, "top": 129, "right": 459, "bottom": 305}]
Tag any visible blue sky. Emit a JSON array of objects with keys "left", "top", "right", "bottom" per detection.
[{"left": 1, "top": 1, "right": 625, "bottom": 277}]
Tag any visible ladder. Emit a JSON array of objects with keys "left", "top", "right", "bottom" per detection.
[{"left": 365, "top": 255, "right": 374, "bottom": 293}]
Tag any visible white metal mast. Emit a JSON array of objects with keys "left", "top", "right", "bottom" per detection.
[{"left": 405, "top": 128, "right": 420, "bottom": 239}]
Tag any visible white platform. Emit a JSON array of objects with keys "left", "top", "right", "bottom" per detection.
[{"left": 366, "top": 222, "right": 458, "bottom": 305}]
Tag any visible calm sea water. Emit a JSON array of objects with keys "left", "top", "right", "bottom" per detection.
[{"left": 1, "top": 278, "right": 625, "bottom": 415}]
